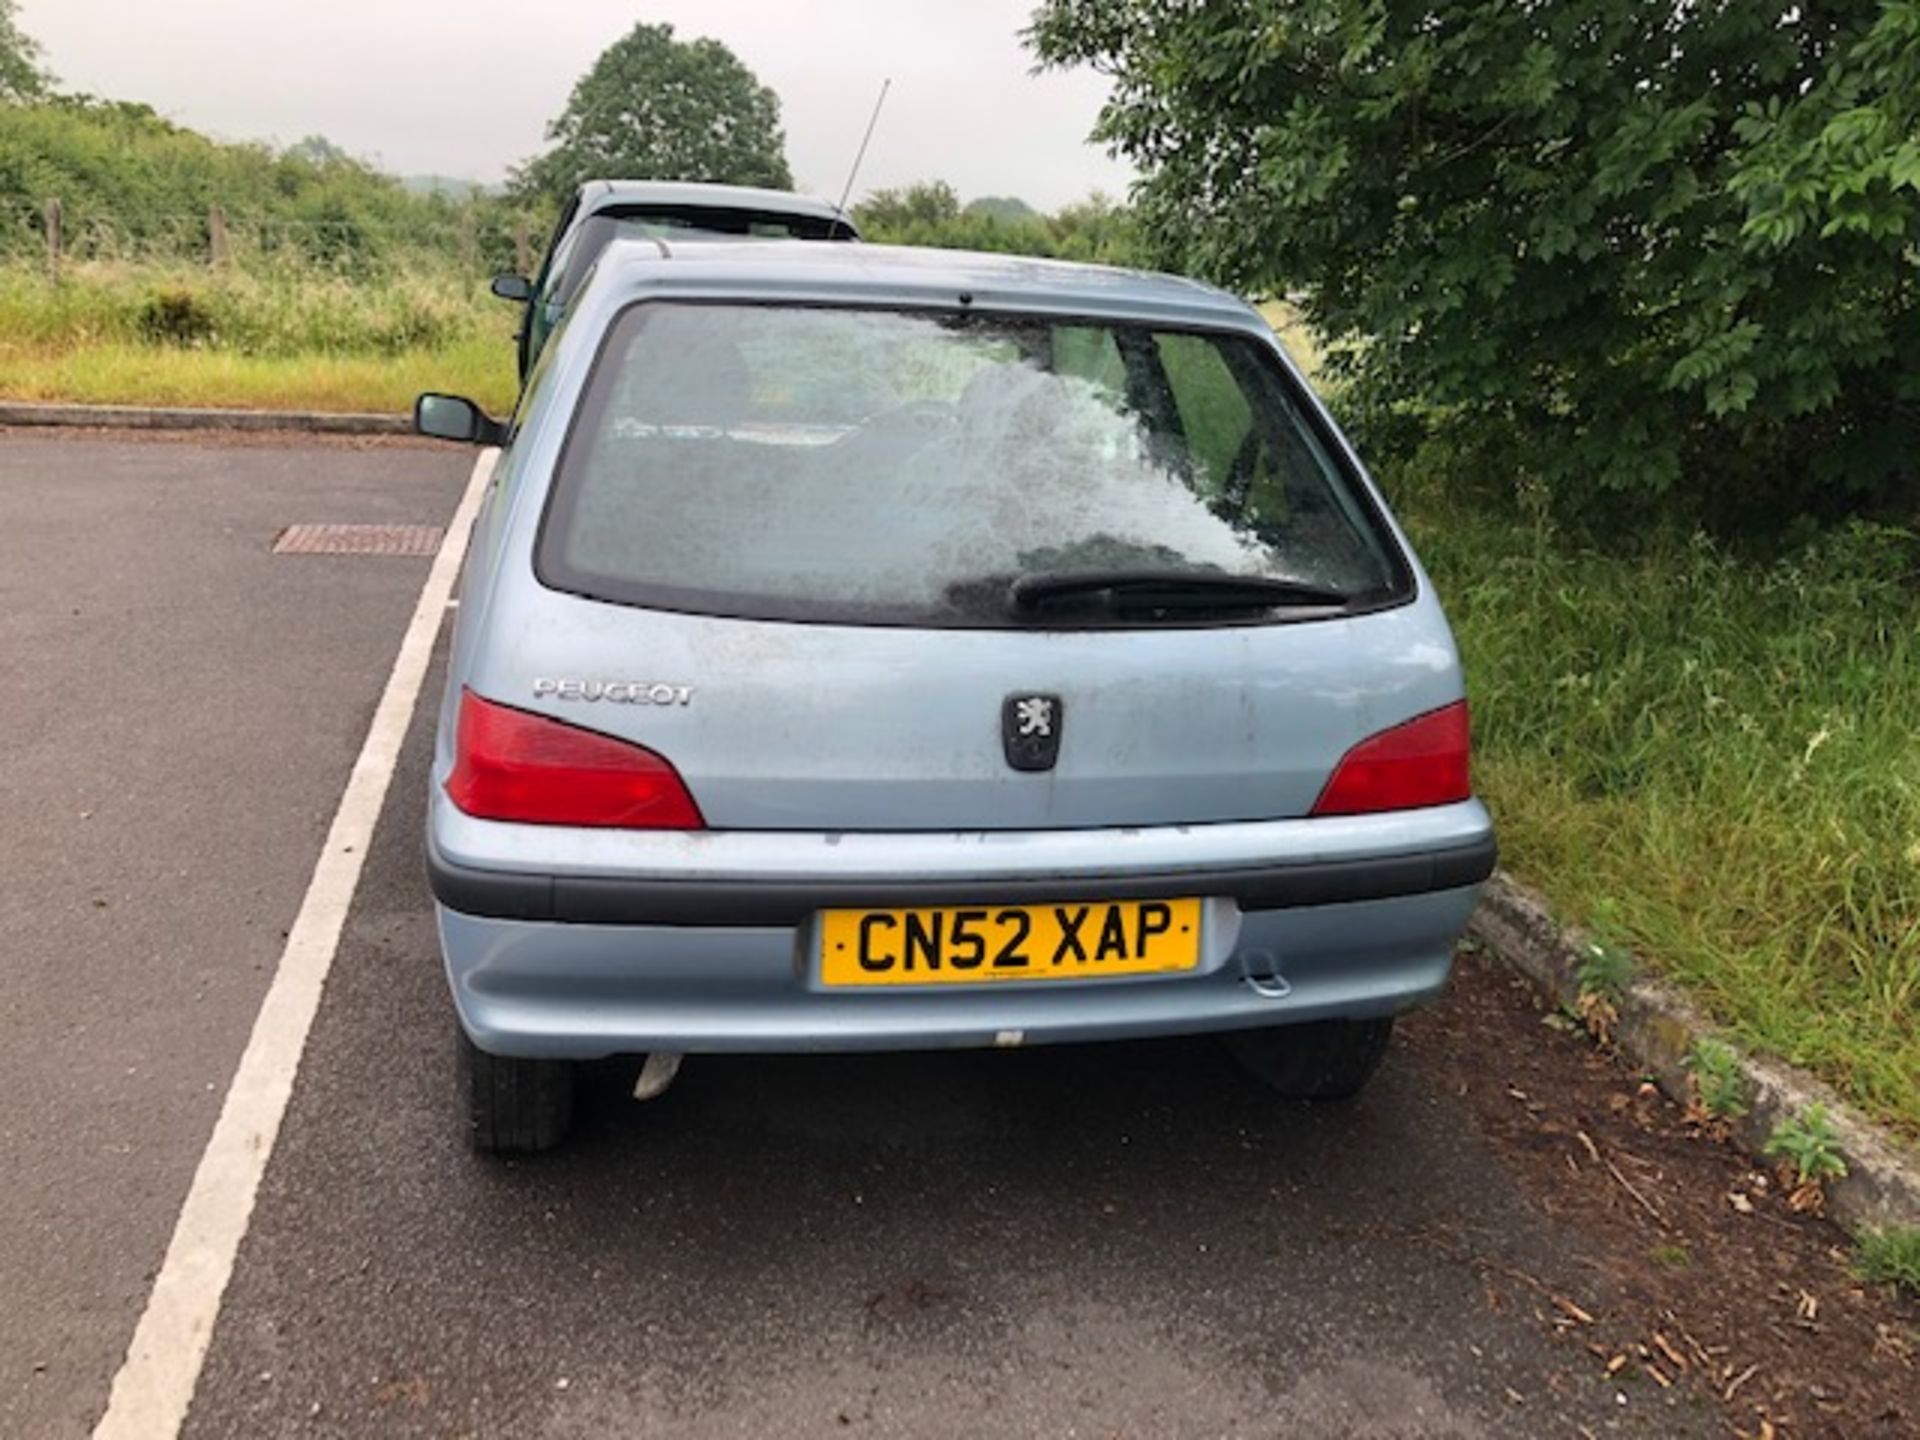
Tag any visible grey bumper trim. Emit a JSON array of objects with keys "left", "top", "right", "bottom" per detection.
[{"left": 426, "top": 832, "right": 1497, "bottom": 928}]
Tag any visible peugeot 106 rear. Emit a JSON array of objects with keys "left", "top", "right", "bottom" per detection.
[{"left": 415, "top": 238, "right": 1495, "bottom": 1152}]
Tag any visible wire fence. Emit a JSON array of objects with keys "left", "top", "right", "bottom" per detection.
[{"left": 0, "top": 200, "right": 537, "bottom": 275}]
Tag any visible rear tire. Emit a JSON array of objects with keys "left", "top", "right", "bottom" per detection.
[
  {"left": 458, "top": 1026, "right": 575, "bottom": 1153},
  {"left": 1225, "top": 1017, "right": 1394, "bottom": 1100}
]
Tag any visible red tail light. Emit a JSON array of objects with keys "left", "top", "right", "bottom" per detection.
[
  {"left": 446, "top": 689, "right": 705, "bottom": 829},
  {"left": 1310, "top": 701, "right": 1472, "bottom": 817}
]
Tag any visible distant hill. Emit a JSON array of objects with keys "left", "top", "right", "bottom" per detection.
[
  {"left": 964, "top": 195, "right": 1039, "bottom": 223},
  {"left": 400, "top": 174, "right": 496, "bottom": 200}
]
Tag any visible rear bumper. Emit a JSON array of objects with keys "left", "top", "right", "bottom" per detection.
[
  {"left": 427, "top": 829, "right": 1496, "bottom": 926},
  {"left": 439, "top": 885, "right": 1482, "bottom": 1058},
  {"left": 427, "top": 803, "right": 1494, "bottom": 1058}
]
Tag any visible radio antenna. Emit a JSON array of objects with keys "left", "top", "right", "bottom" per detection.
[{"left": 835, "top": 78, "right": 892, "bottom": 231}]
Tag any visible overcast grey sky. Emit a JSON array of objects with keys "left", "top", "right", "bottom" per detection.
[{"left": 19, "top": 0, "right": 1134, "bottom": 210}]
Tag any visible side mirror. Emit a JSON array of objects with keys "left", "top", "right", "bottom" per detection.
[
  {"left": 490, "top": 273, "right": 532, "bottom": 303},
  {"left": 414, "top": 393, "right": 506, "bottom": 446}
]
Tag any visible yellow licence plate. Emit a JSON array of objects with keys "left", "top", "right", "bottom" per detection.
[{"left": 819, "top": 899, "right": 1202, "bottom": 987}]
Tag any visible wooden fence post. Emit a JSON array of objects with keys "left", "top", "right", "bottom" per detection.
[
  {"left": 513, "top": 216, "right": 532, "bottom": 275},
  {"left": 208, "top": 204, "right": 230, "bottom": 269},
  {"left": 44, "top": 197, "right": 61, "bottom": 283}
]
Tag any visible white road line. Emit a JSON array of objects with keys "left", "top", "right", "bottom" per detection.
[{"left": 92, "top": 448, "right": 496, "bottom": 1440}]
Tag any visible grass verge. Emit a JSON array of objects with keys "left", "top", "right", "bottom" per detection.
[
  {"left": 0, "top": 262, "right": 517, "bottom": 415},
  {"left": 0, "top": 336, "right": 513, "bottom": 415},
  {"left": 1854, "top": 1227, "right": 1920, "bottom": 1297},
  {"left": 1397, "top": 494, "right": 1920, "bottom": 1139},
  {"left": 1257, "top": 299, "right": 1324, "bottom": 381}
]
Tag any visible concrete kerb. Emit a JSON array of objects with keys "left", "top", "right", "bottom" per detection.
[
  {"left": 0, "top": 402, "right": 409, "bottom": 435},
  {"left": 1471, "top": 873, "right": 1920, "bottom": 1234}
]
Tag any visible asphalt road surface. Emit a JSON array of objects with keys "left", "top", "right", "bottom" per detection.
[
  {"left": 0, "top": 433, "right": 470, "bottom": 1438},
  {"left": 9, "top": 431, "right": 1903, "bottom": 1440},
  {"left": 178, "top": 661, "right": 1724, "bottom": 1439}
]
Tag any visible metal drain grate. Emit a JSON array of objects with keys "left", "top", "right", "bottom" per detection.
[{"left": 272, "top": 523, "right": 444, "bottom": 557}]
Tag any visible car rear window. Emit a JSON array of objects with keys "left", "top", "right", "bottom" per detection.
[
  {"left": 537, "top": 303, "right": 1411, "bottom": 628},
  {"left": 551, "top": 214, "right": 850, "bottom": 312},
  {"left": 603, "top": 207, "right": 847, "bottom": 241}
]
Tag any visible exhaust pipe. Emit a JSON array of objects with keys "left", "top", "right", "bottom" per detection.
[{"left": 632, "top": 1051, "right": 683, "bottom": 1101}]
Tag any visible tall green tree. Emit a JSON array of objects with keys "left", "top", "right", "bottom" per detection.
[
  {"left": 1030, "top": 0, "right": 1920, "bottom": 530},
  {"left": 515, "top": 23, "right": 792, "bottom": 204},
  {"left": 1, "top": 0, "right": 51, "bottom": 102}
]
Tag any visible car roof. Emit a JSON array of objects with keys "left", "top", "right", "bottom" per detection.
[
  {"left": 575, "top": 180, "right": 850, "bottom": 226},
  {"left": 580, "top": 237, "right": 1255, "bottom": 329}
]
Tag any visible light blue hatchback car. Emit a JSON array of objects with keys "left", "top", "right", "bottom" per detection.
[{"left": 415, "top": 240, "right": 1495, "bottom": 1152}]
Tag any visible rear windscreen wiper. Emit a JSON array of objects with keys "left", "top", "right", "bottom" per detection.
[{"left": 1009, "top": 568, "right": 1350, "bottom": 615}]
